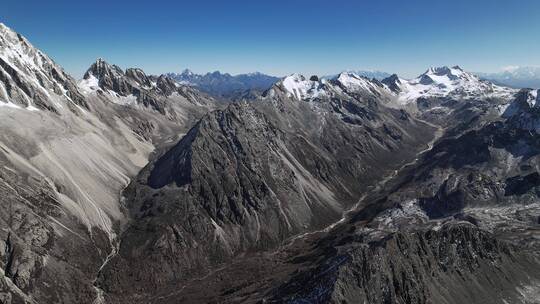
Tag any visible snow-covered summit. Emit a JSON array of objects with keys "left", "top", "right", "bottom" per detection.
[
  {"left": 272, "top": 66, "right": 518, "bottom": 109},
  {"left": 0, "top": 22, "right": 86, "bottom": 111},
  {"left": 275, "top": 72, "right": 388, "bottom": 101},
  {"left": 280, "top": 73, "right": 328, "bottom": 100},
  {"left": 334, "top": 72, "right": 384, "bottom": 94},
  {"left": 382, "top": 65, "right": 516, "bottom": 104}
]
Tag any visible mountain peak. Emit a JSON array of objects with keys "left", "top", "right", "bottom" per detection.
[
  {"left": 0, "top": 22, "right": 87, "bottom": 111},
  {"left": 422, "top": 66, "right": 469, "bottom": 79},
  {"left": 279, "top": 73, "right": 326, "bottom": 100},
  {"left": 424, "top": 66, "right": 451, "bottom": 76},
  {"left": 125, "top": 67, "right": 151, "bottom": 87},
  {"left": 381, "top": 74, "right": 403, "bottom": 93},
  {"left": 181, "top": 68, "right": 194, "bottom": 76},
  {"left": 391, "top": 65, "right": 516, "bottom": 103},
  {"left": 284, "top": 73, "right": 306, "bottom": 82},
  {"left": 84, "top": 58, "right": 124, "bottom": 80}
]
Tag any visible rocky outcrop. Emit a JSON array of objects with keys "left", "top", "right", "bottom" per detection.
[
  {"left": 0, "top": 23, "right": 87, "bottom": 112},
  {"left": 269, "top": 224, "right": 540, "bottom": 304},
  {"left": 82, "top": 58, "right": 215, "bottom": 119}
]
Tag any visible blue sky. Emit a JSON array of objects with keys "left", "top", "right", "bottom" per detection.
[{"left": 2, "top": 0, "right": 540, "bottom": 78}]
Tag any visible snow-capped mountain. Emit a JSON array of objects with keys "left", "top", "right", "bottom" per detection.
[
  {"left": 0, "top": 23, "right": 87, "bottom": 112},
  {"left": 166, "top": 69, "right": 280, "bottom": 98},
  {"left": 477, "top": 66, "right": 540, "bottom": 89},
  {"left": 381, "top": 66, "right": 516, "bottom": 104},
  {"left": 273, "top": 66, "right": 516, "bottom": 107},
  {"left": 272, "top": 72, "right": 390, "bottom": 101},
  {"left": 324, "top": 70, "right": 391, "bottom": 80}
]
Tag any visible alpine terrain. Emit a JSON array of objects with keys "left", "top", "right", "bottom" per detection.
[{"left": 0, "top": 22, "right": 539, "bottom": 304}]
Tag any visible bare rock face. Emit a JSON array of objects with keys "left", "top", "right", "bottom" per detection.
[
  {"left": 261, "top": 89, "right": 540, "bottom": 304},
  {"left": 82, "top": 58, "right": 216, "bottom": 120},
  {"left": 156, "top": 74, "right": 178, "bottom": 96},
  {"left": 0, "top": 23, "right": 217, "bottom": 304},
  {"left": 97, "top": 75, "right": 436, "bottom": 301},
  {"left": 0, "top": 23, "right": 87, "bottom": 112},
  {"left": 269, "top": 224, "right": 540, "bottom": 304},
  {"left": 0, "top": 157, "right": 112, "bottom": 304}
]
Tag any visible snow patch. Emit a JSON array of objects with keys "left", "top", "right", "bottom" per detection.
[
  {"left": 78, "top": 74, "right": 100, "bottom": 94},
  {"left": 282, "top": 74, "right": 326, "bottom": 100}
]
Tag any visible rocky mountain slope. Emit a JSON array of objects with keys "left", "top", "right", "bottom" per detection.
[
  {"left": 96, "top": 71, "right": 437, "bottom": 302},
  {"left": 0, "top": 23, "right": 216, "bottom": 304},
  {"left": 104, "top": 73, "right": 540, "bottom": 304},
  {"left": 266, "top": 89, "right": 540, "bottom": 304}
]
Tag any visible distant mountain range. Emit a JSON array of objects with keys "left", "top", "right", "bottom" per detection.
[
  {"left": 323, "top": 70, "right": 391, "bottom": 80},
  {"left": 166, "top": 69, "right": 280, "bottom": 98},
  {"left": 476, "top": 66, "right": 540, "bottom": 89},
  {"left": 165, "top": 67, "right": 540, "bottom": 100},
  {"left": 167, "top": 67, "right": 540, "bottom": 100},
  {"left": 165, "top": 69, "right": 393, "bottom": 98}
]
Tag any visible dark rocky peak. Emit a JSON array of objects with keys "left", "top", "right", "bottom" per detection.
[
  {"left": 84, "top": 58, "right": 124, "bottom": 80},
  {"left": 205, "top": 70, "right": 233, "bottom": 80},
  {"left": 420, "top": 66, "right": 472, "bottom": 82},
  {"left": 501, "top": 89, "right": 540, "bottom": 133},
  {"left": 424, "top": 66, "right": 453, "bottom": 76},
  {"left": 156, "top": 74, "right": 177, "bottom": 96},
  {"left": 83, "top": 58, "right": 132, "bottom": 95},
  {"left": 83, "top": 59, "right": 156, "bottom": 97},
  {"left": 181, "top": 68, "right": 194, "bottom": 76},
  {"left": 125, "top": 67, "right": 152, "bottom": 88},
  {"left": 381, "top": 74, "right": 402, "bottom": 93},
  {"left": 502, "top": 89, "right": 539, "bottom": 117},
  {"left": 382, "top": 74, "right": 401, "bottom": 85},
  {"left": 419, "top": 73, "right": 436, "bottom": 85}
]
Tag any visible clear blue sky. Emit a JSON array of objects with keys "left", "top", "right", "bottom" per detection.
[{"left": 2, "top": 0, "right": 540, "bottom": 78}]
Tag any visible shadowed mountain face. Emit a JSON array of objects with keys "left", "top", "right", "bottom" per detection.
[
  {"left": 97, "top": 77, "right": 436, "bottom": 302},
  {"left": 2, "top": 22, "right": 540, "bottom": 304}
]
